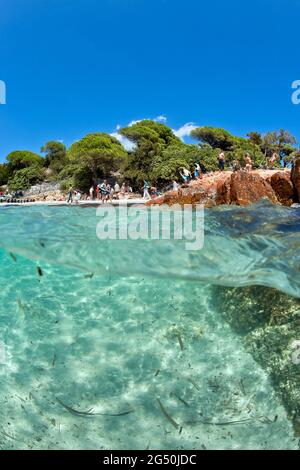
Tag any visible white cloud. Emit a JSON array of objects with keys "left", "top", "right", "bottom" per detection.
[
  {"left": 111, "top": 131, "right": 135, "bottom": 151},
  {"left": 173, "top": 122, "right": 198, "bottom": 141},
  {"left": 155, "top": 115, "right": 167, "bottom": 123}
]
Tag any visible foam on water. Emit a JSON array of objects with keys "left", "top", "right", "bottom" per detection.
[{"left": 0, "top": 202, "right": 299, "bottom": 449}]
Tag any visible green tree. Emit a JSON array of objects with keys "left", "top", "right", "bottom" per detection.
[
  {"left": 227, "top": 138, "right": 266, "bottom": 168},
  {"left": 191, "top": 127, "right": 236, "bottom": 150},
  {"left": 247, "top": 132, "right": 263, "bottom": 146},
  {"left": 8, "top": 165, "right": 44, "bottom": 190},
  {"left": 120, "top": 120, "right": 180, "bottom": 183},
  {"left": 68, "top": 133, "right": 127, "bottom": 180},
  {"left": 152, "top": 144, "right": 204, "bottom": 182},
  {"left": 6, "top": 150, "right": 43, "bottom": 173},
  {"left": 59, "top": 163, "right": 93, "bottom": 192},
  {"left": 191, "top": 127, "right": 266, "bottom": 169},
  {"left": 0, "top": 163, "right": 9, "bottom": 185},
  {"left": 41, "top": 141, "right": 67, "bottom": 173},
  {"left": 260, "top": 130, "right": 297, "bottom": 159},
  {"left": 152, "top": 143, "right": 227, "bottom": 179}
]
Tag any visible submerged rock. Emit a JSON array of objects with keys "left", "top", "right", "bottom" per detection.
[{"left": 210, "top": 285, "right": 300, "bottom": 433}]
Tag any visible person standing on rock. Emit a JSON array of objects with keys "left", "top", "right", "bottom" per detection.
[
  {"left": 218, "top": 152, "right": 225, "bottom": 171},
  {"left": 244, "top": 153, "right": 253, "bottom": 172},
  {"left": 194, "top": 162, "right": 202, "bottom": 179},
  {"left": 180, "top": 167, "right": 191, "bottom": 184},
  {"left": 173, "top": 180, "right": 179, "bottom": 191},
  {"left": 269, "top": 152, "right": 279, "bottom": 169}
]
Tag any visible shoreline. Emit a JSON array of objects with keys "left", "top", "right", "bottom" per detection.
[{"left": 0, "top": 198, "right": 147, "bottom": 207}]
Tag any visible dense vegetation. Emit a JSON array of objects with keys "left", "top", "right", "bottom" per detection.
[{"left": 0, "top": 122, "right": 298, "bottom": 192}]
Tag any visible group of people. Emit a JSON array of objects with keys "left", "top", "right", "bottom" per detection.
[
  {"left": 66, "top": 188, "right": 81, "bottom": 204},
  {"left": 90, "top": 181, "right": 133, "bottom": 202},
  {"left": 179, "top": 162, "right": 203, "bottom": 184},
  {"left": 218, "top": 151, "right": 282, "bottom": 172}
]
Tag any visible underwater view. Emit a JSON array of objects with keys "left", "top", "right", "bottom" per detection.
[{"left": 0, "top": 201, "right": 300, "bottom": 450}]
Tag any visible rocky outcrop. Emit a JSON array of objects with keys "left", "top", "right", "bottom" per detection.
[
  {"left": 230, "top": 171, "right": 278, "bottom": 205},
  {"left": 148, "top": 170, "right": 283, "bottom": 208},
  {"left": 211, "top": 285, "right": 300, "bottom": 435},
  {"left": 214, "top": 174, "right": 231, "bottom": 205},
  {"left": 268, "top": 172, "right": 295, "bottom": 206},
  {"left": 291, "top": 158, "right": 300, "bottom": 202}
]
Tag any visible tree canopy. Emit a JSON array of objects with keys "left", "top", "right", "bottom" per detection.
[
  {"left": 6, "top": 150, "right": 43, "bottom": 173},
  {"left": 68, "top": 132, "right": 127, "bottom": 179},
  {"left": 120, "top": 120, "right": 181, "bottom": 183},
  {"left": 41, "top": 141, "right": 67, "bottom": 173},
  {"left": 0, "top": 163, "right": 9, "bottom": 186},
  {"left": 191, "top": 127, "right": 236, "bottom": 150},
  {"left": 8, "top": 165, "right": 44, "bottom": 191}
]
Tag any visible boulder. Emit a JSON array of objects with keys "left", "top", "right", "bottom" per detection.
[
  {"left": 230, "top": 171, "right": 278, "bottom": 206},
  {"left": 214, "top": 174, "right": 231, "bottom": 205},
  {"left": 291, "top": 158, "right": 300, "bottom": 202},
  {"left": 269, "top": 172, "right": 294, "bottom": 206}
]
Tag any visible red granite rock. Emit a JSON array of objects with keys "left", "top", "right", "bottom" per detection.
[
  {"left": 269, "top": 172, "right": 294, "bottom": 206},
  {"left": 230, "top": 171, "right": 278, "bottom": 206},
  {"left": 291, "top": 158, "right": 300, "bottom": 202}
]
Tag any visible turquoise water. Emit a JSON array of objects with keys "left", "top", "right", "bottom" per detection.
[{"left": 0, "top": 202, "right": 299, "bottom": 449}]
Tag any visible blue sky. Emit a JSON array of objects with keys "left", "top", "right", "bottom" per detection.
[{"left": 0, "top": 0, "right": 300, "bottom": 161}]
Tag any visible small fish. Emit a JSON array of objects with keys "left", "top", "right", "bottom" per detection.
[
  {"left": 84, "top": 273, "right": 94, "bottom": 279},
  {"left": 172, "top": 392, "right": 190, "bottom": 408},
  {"left": 177, "top": 334, "right": 184, "bottom": 351},
  {"left": 199, "top": 417, "right": 256, "bottom": 426},
  {"left": 37, "top": 266, "right": 43, "bottom": 277},
  {"left": 39, "top": 240, "right": 46, "bottom": 248},
  {"left": 9, "top": 252, "right": 17, "bottom": 262},
  {"left": 156, "top": 398, "right": 179, "bottom": 429},
  {"left": 56, "top": 397, "right": 134, "bottom": 418},
  {"left": 52, "top": 354, "right": 57, "bottom": 367},
  {"left": 154, "top": 369, "right": 160, "bottom": 377}
]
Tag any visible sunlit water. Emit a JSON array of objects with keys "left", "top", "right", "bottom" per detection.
[{"left": 0, "top": 201, "right": 299, "bottom": 450}]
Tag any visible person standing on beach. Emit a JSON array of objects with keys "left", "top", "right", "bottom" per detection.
[
  {"left": 67, "top": 187, "right": 73, "bottom": 204},
  {"left": 143, "top": 180, "right": 150, "bottom": 199},
  {"left": 74, "top": 190, "right": 81, "bottom": 204},
  {"left": 100, "top": 180, "right": 109, "bottom": 203},
  {"left": 114, "top": 182, "right": 120, "bottom": 199},
  {"left": 218, "top": 152, "right": 225, "bottom": 171},
  {"left": 89, "top": 186, "right": 94, "bottom": 200}
]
